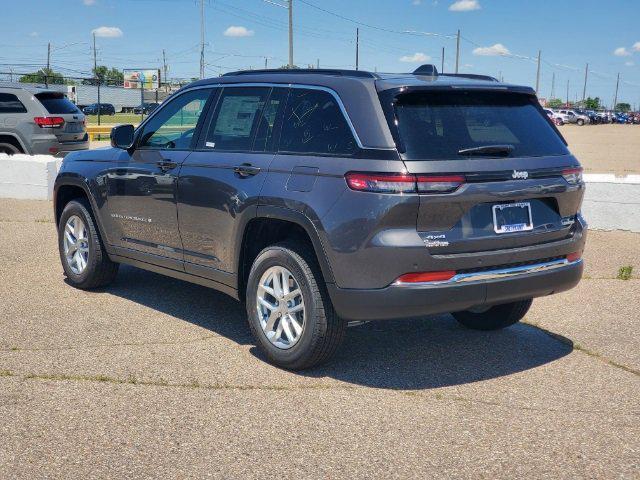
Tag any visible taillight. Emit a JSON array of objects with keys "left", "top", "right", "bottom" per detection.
[
  {"left": 395, "top": 271, "right": 457, "bottom": 283},
  {"left": 566, "top": 251, "right": 582, "bottom": 262},
  {"left": 345, "top": 172, "right": 416, "bottom": 193},
  {"left": 34, "top": 116, "right": 64, "bottom": 128},
  {"left": 345, "top": 172, "right": 465, "bottom": 194},
  {"left": 416, "top": 175, "right": 465, "bottom": 193},
  {"left": 562, "top": 167, "right": 583, "bottom": 185}
]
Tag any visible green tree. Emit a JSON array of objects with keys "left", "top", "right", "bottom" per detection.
[
  {"left": 92, "top": 66, "right": 124, "bottom": 85},
  {"left": 584, "top": 97, "right": 601, "bottom": 110},
  {"left": 615, "top": 102, "right": 631, "bottom": 112},
  {"left": 19, "top": 68, "right": 65, "bottom": 85},
  {"left": 546, "top": 98, "right": 564, "bottom": 109}
]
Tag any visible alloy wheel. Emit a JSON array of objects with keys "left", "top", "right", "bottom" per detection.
[
  {"left": 256, "top": 266, "right": 305, "bottom": 349},
  {"left": 63, "top": 215, "right": 89, "bottom": 274}
]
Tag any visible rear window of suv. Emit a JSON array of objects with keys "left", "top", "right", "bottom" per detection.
[
  {"left": 35, "top": 92, "right": 80, "bottom": 114},
  {"left": 388, "top": 90, "right": 568, "bottom": 160}
]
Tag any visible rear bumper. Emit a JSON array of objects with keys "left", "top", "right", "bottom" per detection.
[
  {"left": 31, "top": 136, "right": 90, "bottom": 157},
  {"left": 328, "top": 258, "right": 583, "bottom": 321}
]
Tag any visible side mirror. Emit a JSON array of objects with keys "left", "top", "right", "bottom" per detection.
[{"left": 110, "top": 124, "right": 135, "bottom": 149}]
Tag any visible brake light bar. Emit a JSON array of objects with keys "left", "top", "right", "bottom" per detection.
[
  {"left": 345, "top": 172, "right": 465, "bottom": 194},
  {"left": 34, "top": 116, "right": 64, "bottom": 128},
  {"left": 562, "top": 167, "right": 583, "bottom": 185},
  {"left": 416, "top": 175, "right": 465, "bottom": 193}
]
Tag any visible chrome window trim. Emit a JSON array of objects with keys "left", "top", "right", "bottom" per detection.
[
  {"left": 393, "top": 257, "right": 582, "bottom": 287},
  {"left": 157, "top": 82, "right": 388, "bottom": 151}
]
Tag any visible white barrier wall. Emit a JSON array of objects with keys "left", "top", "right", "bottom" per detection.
[{"left": 0, "top": 154, "right": 62, "bottom": 201}]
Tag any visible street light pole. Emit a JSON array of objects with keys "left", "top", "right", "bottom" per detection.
[{"left": 455, "top": 29, "right": 460, "bottom": 73}]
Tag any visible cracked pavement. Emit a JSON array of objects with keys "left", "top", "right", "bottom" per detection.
[{"left": 0, "top": 199, "right": 638, "bottom": 479}]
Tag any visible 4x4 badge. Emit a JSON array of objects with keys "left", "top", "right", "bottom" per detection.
[{"left": 512, "top": 170, "right": 529, "bottom": 180}]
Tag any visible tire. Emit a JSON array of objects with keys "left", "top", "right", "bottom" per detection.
[
  {"left": 452, "top": 299, "right": 532, "bottom": 331},
  {"left": 58, "top": 198, "right": 119, "bottom": 289},
  {"left": 0, "top": 142, "right": 21, "bottom": 155},
  {"left": 577, "top": 119, "right": 584, "bottom": 126},
  {"left": 245, "top": 242, "right": 346, "bottom": 370}
]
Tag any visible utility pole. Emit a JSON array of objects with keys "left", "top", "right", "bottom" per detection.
[
  {"left": 441, "top": 47, "right": 444, "bottom": 72},
  {"left": 613, "top": 72, "right": 620, "bottom": 110},
  {"left": 355, "top": 28, "right": 359, "bottom": 70},
  {"left": 264, "top": 57, "right": 268, "bottom": 69},
  {"left": 46, "top": 42, "right": 51, "bottom": 87},
  {"left": 566, "top": 79, "right": 569, "bottom": 107},
  {"left": 93, "top": 33, "right": 100, "bottom": 126},
  {"left": 582, "top": 63, "right": 588, "bottom": 102},
  {"left": 200, "top": 0, "right": 205, "bottom": 79},
  {"left": 317, "top": 58, "right": 320, "bottom": 69},
  {"left": 288, "top": 0, "right": 294, "bottom": 68},
  {"left": 455, "top": 29, "right": 460, "bottom": 73},
  {"left": 162, "top": 49, "right": 168, "bottom": 87},
  {"left": 535, "top": 50, "right": 541, "bottom": 94},
  {"left": 550, "top": 72, "right": 555, "bottom": 99}
]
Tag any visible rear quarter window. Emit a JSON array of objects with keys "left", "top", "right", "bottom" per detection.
[
  {"left": 389, "top": 90, "right": 569, "bottom": 160},
  {"left": 35, "top": 92, "right": 80, "bottom": 114},
  {"left": 279, "top": 88, "right": 357, "bottom": 156},
  {"left": 0, "top": 93, "right": 27, "bottom": 113}
]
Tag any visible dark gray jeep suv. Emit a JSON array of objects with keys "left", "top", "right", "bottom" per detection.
[{"left": 54, "top": 66, "right": 586, "bottom": 369}]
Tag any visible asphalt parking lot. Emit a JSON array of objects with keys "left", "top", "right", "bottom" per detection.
[{"left": 0, "top": 198, "right": 638, "bottom": 478}]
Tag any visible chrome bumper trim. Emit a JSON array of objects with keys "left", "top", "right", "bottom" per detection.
[{"left": 394, "top": 258, "right": 582, "bottom": 287}]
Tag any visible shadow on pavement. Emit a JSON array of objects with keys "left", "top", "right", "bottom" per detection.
[{"left": 104, "top": 265, "right": 573, "bottom": 390}]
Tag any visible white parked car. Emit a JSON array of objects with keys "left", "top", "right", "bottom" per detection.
[{"left": 557, "top": 109, "right": 590, "bottom": 126}]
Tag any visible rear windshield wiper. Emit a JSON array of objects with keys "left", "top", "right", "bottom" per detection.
[{"left": 458, "top": 144, "right": 515, "bottom": 157}]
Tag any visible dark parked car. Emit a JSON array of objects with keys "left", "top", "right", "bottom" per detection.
[
  {"left": 82, "top": 103, "right": 115, "bottom": 115},
  {"left": 54, "top": 66, "right": 586, "bottom": 369},
  {"left": 133, "top": 102, "right": 160, "bottom": 115}
]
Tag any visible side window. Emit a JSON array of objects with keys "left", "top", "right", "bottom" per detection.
[
  {"left": 203, "top": 87, "right": 270, "bottom": 152},
  {"left": 138, "top": 88, "right": 212, "bottom": 150},
  {"left": 253, "top": 88, "right": 288, "bottom": 152},
  {"left": 0, "top": 93, "right": 27, "bottom": 113},
  {"left": 280, "top": 88, "right": 357, "bottom": 156}
]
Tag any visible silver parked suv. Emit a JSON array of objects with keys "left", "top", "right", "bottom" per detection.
[{"left": 0, "top": 86, "right": 89, "bottom": 156}]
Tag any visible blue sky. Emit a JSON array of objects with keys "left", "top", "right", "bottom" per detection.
[{"left": 3, "top": 0, "right": 640, "bottom": 107}]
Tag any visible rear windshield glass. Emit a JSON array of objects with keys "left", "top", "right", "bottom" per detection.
[
  {"left": 390, "top": 91, "right": 568, "bottom": 160},
  {"left": 35, "top": 92, "right": 80, "bottom": 114}
]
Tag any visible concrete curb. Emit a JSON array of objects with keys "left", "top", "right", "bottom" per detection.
[
  {"left": 0, "top": 154, "right": 62, "bottom": 201},
  {"left": 583, "top": 173, "right": 640, "bottom": 184}
]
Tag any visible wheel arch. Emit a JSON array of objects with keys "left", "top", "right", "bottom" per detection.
[
  {"left": 236, "top": 206, "right": 335, "bottom": 300},
  {"left": 54, "top": 176, "right": 109, "bottom": 250},
  {"left": 0, "top": 133, "right": 27, "bottom": 153}
]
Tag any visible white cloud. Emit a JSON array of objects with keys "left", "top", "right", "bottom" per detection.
[
  {"left": 29, "top": 31, "right": 39, "bottom": 37},
  {"left": 91, "top": 26, "right": 123, "bottom": 38},
  {"left": 223, "top": 26, "right": 254, "bottom": 37},
  {"left": 449, "top": 0, "right": 480, "bottom": 11},
  {"left": 399, "top": 52, "right": 431, "bottom": 63},
  {"left": 473, "top": 43, "right": 510, "bottom": 56},
  {"left": 633, "top": 42, "right": 640, "bottom": 52},
  {"left": 625, "top": 61, "right": 635, "bottom": 67},
  {"left": 83, "top": 0, "right": 96, "bottom": 5},
  {"left": 613, "top": 47, "right": 631, "bottom": 57},
  {"left": 412, "top": 0, "right": 422, "bottom": 5}
]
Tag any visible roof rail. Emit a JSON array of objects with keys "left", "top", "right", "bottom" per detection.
[
  {"left": 222, "top": 68, "right": 378, "bottom": 79},
  {"left": 440, "top": 73, "right": 499, "bottom": 82}
]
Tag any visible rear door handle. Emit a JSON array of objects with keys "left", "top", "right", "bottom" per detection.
[
  {"left": 233, "top": 163, "right": 261, "bottom": 177},
  {"left": 157, "top": 160, "right": 178, "bottom": 172}
]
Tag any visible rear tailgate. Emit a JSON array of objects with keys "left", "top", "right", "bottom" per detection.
[
  {"left": 34, "top": 92, "right": 86, "bottom": 142},
  {"left": 382, "top": 87, "right": 584, "bottom": 255}
]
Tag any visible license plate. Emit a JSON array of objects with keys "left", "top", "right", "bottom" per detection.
[
  {"left": 67, "top": 123, "right": 84, "bottom": 133},
  {"left": 492, "top": 202, "right": 533, "bottom": 234}
]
